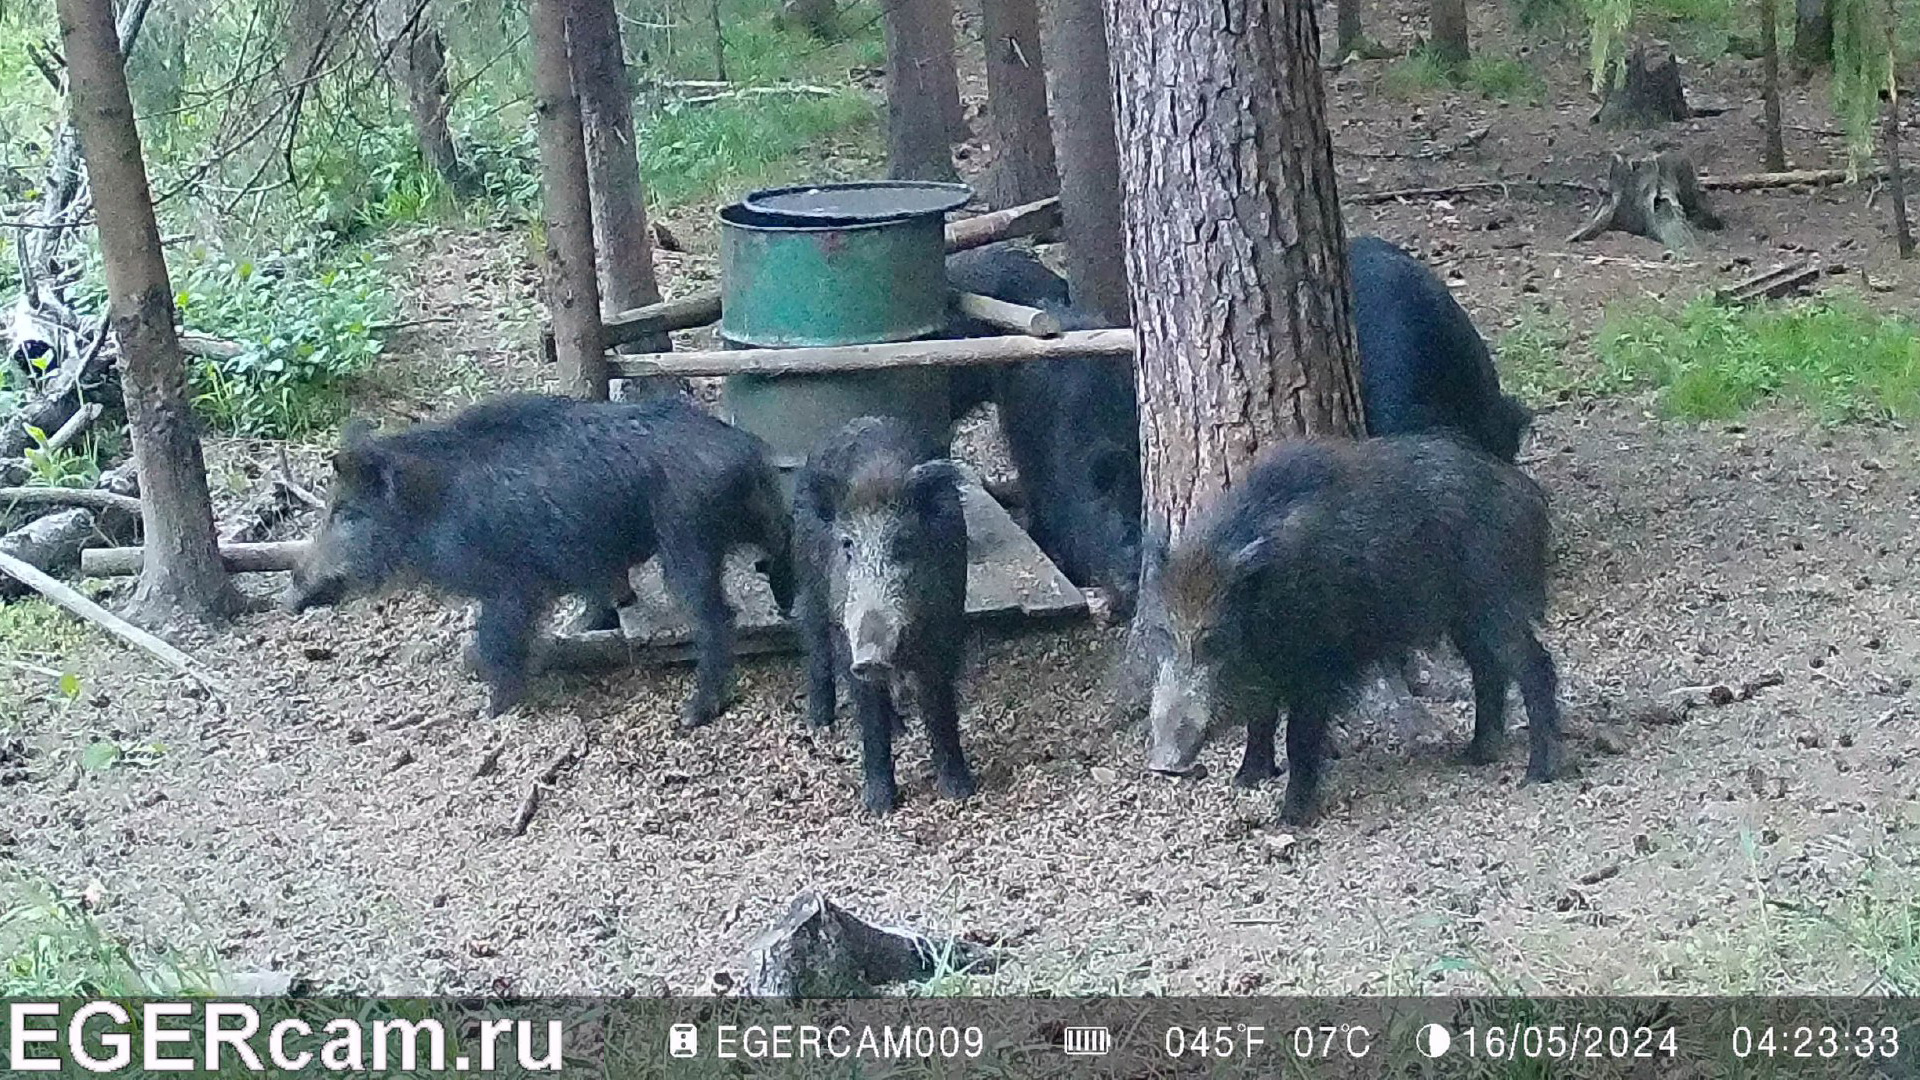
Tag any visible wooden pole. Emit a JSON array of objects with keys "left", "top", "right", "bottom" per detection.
[
  {"left": 530, "top": 0, "right": 609, "bottom": 398},
  {"left": 609, "top": 329, "right": 1136, "bottom": 379},
  {"left": 0, "top": 549, "right": 230, "bottom": 693},
  {"left": 83, "top": 540, "right": 307, "bottom": 577},
  {"left": 953, "top": 292, "right": 1062, "bottom": 337},
  {"left": 589, "top": 196, "right": 1065, "bottom": 348}
]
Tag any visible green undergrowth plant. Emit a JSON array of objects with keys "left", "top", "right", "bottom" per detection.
[
  {"left": 1598, "top": 292, "right": 1920, "bottom": 422},
  {"left": 174, "top": 245, "right": 394, "bottom": 438}
]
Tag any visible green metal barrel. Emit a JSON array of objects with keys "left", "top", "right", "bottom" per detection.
[{"left": 717, "top": 183, "right": 971, "bottom": 473}]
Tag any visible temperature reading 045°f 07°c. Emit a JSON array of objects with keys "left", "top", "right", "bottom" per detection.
[{"left": 1164, "top": 1025, "right": 1374, "bottom": 1060}]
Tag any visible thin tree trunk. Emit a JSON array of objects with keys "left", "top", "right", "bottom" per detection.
[
  {"left": 1337, "top": 0, "right": 1366, "bottom": 55},
  {"left": 1760, "top": 0, "right": 1787, "bottom": 170},
  {"left": 1429, "top": 0, "right": 1470, "bottom": 67},
  {"left": 709, "top": 0, "right": 728, "bottom": 82},
  {"left": 572, "top": 0, "right": 677, "bottom": 387},
  {"left": 981, "top": 0, "right": 1059, "bottom": 209},
  {"left": 885, "top": 0, "right": 963, "bottom": 180},
  {"left": 531, "top": 0, "right": 609, "bottom": 398},
  {"left": 1883, "top": 0, "right": 1914, "bottom": 256},
  {"left": 1108, "top": 0, "right": 1364, "bottom": 543},
  {"left": 1793, "top": 0, "right": 1832, "bottom": 73},
  {"left": 1049, "top": 0, "right": 1129, "bottom": 322},
  {"left": 373, "top": 0, "right": 474, "bottom": 196},
  {"left": 57, "top": 0, "right": 235, "bottom": 624}
]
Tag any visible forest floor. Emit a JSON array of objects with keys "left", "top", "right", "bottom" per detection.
[{"left": 4, "top": 1, "right": 1920, "bottom": 996}]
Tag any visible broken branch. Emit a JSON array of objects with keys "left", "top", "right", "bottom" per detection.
[
  {"left": 81, "top": 539, "right": 306, "bottom": 577},
  {"left": 0, "top": 486, "right": 141, "bottom": 515},
  {"left": 0, "top": 548, "right": 230, "bottom": 694}
]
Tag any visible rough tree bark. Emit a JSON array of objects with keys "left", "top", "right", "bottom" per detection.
[
  {"left": 1428, "top": 0, "right": 1470, "bottom": 66},
  {"left": 981, "top": 0, "right": 1059, "bottom": 209},
  {"left": 531, "top": 0, "right": 609, "bottom": 399},
  {"left": 57, "top": 0, "right": 236, "bottom": 623},
  {"left": 373, "top": 0, "right": 474, "bottom": 196},
  {"left": 1760, "top": 0, "right": 1787, "bottom": 170},
  {"left": 1882, "top": 0, "right": 1914, "bottom": 257},
  {"left": 571, "top": 0, "right": 676, "bottom": 386},
  {"left": 885, "top": 0, "right": 964, "bottom": 181},
  {"left": 1107, "top": 0, "right": 1364, "bottom": 542},
  {"left": 1049, "top": 0, "right": 1129, "bottom": 322},
  {"left": 1335, "top": 0, "right": 1388, "bottom": 59},
  {"left": 1793, "top": 0, "right": 1833, "bottom": 74},
  {"left": 1596, "top": 45, "right": 1690, "bottom": 128}
]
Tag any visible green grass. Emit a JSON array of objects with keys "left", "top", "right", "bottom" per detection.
[
  {"left": 0, "top": 598, "right": 93, "bottom": 732},
  {"left": 1384, "top": 50, "right": 1546, "bottom": 103},
  {"left": 1597, "top": 293, "right": 1920, "bottom": 423},
  {"left": 640, "top": 89, "right": 877, "bottom": 208},
  {"left": 0, "top": 873, "right": 218, "bottom": 995},
  {"left": 1496, "top": 309, "right": 1593, "bottom": 404}
]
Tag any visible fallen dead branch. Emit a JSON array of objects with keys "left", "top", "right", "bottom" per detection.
[
  {"left": 82, "top": 539, "right": 306, "bottom": 576},
  {"left": 743, "top": 889, "right": 995, "bottom": 998},
  {"left": 0, "top": 548, "right": 230, "bottom": 694},
  {"left": 1700, "top": 166, "right": 1889, "bottom": 190},
  {"left": 953, "top": 291, "right": 1061, "bottom": 337},
  {"left": 42, "top": 402, "right": 103, "bottom": 454},
  {"left": 1347, "top": 179, "right": 1604, "bottom": 204},
  {"left": 0, "top": 508, "right": 94, "bottom": 596},
  {"left": 508, "top": 739, "right": 586, "bottom": 838},
  {"left": 611, "top": 329, "right": 1136, "bottom": 379},
  {"left": 0, "top": 486, "right": 141, "bottom": 515}
]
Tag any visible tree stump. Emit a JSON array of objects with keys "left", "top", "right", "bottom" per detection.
[
  {"left": 1569, "top": 151, "right": 1724, "bottom": 248},
  {"left": 742, "top": 890, "right": 993, "bottom": 999},
  {"left": 1596, "top": 46, "right": 1690, "bottom": 129}
]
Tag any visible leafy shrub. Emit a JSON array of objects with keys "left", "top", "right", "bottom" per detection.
[{"left": 173, "top": 247, "right": 393, "bottom": 438}]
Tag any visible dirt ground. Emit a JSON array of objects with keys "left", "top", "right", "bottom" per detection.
[{"left": 5, "top": 2, "right": 1920, "bottom": 996}]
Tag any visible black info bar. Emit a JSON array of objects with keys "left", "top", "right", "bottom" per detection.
[{"left": 3, "top": 996, "right": 1913, "bottom": 1077}]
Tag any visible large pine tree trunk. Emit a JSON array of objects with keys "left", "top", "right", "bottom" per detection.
[
  {"left": 57, "top": 0, "right": 235, "bottom": 624},
  {"left": 885, "top": 0, "right": 963, "bottom": 181},
  {"left": 1792, "top": 0, "right": 1832, "bottom": 73},
  {"left": 1108, "top": 0, "right": 1364, "bottom": 542},
  {"left": 1049, "top": 0, "right": 1129, "bottom": 322},
  {"left": 981, "top": 0, "right": 1058, "bottom": 209},
  {"left": 1428, "top": 0, "right": 1470, "bottom": 66},
  {"left": 373, "top": 0, "right": 473, "bottom": 196},
  {"left": 571, "top": 0, "right": 676, "bottom": 383},
  {"left": 531, "top": 0, "right": 608, "bottom": 399}
]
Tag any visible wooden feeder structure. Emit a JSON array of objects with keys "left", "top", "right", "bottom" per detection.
[{"left": 547, "top": 186, "right": 1140, "bottom": 668}]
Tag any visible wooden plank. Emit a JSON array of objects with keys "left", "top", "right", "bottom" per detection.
[
  {"left": 1713, "top": 260, "right": 1820, "bottom": 305},
  {"left": 609, "top": 328, "right": 1136, "bottom": 379},
  {"left": 542, "top": 480, "right": 1085, "bottom": 669}
]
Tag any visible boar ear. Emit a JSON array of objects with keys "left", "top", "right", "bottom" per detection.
[
  {"left": 330, "top": 441, "right": 382, "bottom": 492},
  {"left": 794, "top": 468, "right": 837, "bottom": 524},
  {"left": 377, "top": 451, "right": 445, "bottom": 513},
  {"left": 905, "top": 458, "right": 965, "bottom": 516}
]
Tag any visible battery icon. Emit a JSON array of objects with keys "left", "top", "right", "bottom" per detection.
[{"left": 1062, "top": 1026, "right": 1112, "bottom": 1056}]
